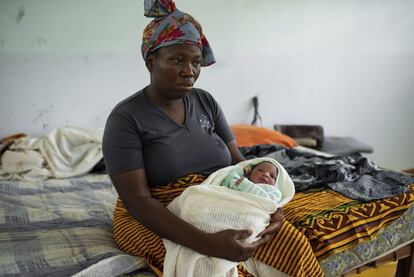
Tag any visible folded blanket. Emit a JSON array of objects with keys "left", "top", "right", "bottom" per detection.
[
  {"left": 113, "top": 172, "right": 323, "bottom": 277},
  {"left": 0, "top": 127, "right": 103, "bottom": 181}
]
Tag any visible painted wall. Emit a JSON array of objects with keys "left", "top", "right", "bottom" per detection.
[{"left": 1, "top": 0, "right": 413, "bottom": 170}]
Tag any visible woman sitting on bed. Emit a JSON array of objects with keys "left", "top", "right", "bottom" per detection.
[{"left": 103, "top": 0, "right": 289, "bottom": 275}]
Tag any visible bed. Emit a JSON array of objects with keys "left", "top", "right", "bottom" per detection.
[{"left": 0, "top": 126, "right": 413, "bottom": 277}]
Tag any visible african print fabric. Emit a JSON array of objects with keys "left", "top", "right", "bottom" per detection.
[{"left": 285, "top": 184, "right": 414, "bottom": 259}]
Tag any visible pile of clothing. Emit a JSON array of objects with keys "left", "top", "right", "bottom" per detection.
[{"left": 241, "top": 144, "right": 414, "bottom": 201}]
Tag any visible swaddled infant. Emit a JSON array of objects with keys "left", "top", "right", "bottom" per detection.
[{"left": 162, "top": 158, "right": 295, "bottom": 277}]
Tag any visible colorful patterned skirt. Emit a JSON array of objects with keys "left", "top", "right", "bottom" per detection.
[{"left": 113, "top": 174, "right": 324, "bottom": 277}]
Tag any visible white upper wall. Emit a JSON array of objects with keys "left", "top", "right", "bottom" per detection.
[{"left": 1, "top": 0, "right": 413, "bottom": 170}]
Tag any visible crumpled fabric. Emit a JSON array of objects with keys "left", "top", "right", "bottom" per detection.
[
  {"left": 240, "top": 144, "right": 414, "bottom": 201},
  {"left": 0, "top": 127, "right": 103, "bottom": 181}
]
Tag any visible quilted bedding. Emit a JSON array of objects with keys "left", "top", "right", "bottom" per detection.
[{"left": 0, "top": 174, "right": 144, "bottom": 276}]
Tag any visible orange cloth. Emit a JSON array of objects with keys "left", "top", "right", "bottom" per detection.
[{"left": 231, "top": 124, "right": 297, "bottom": 148}]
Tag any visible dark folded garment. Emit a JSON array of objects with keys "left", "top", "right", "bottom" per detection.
[
  {"left": 319, "top": 136, "right": 373, "bottom": 155},
  {"left": 274, "top": 124, "right": 324, "bottom": 147}
]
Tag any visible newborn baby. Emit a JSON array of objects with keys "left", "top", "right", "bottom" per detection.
[{"left": 220, "top": 161, "right": 282, "bottom": 203}]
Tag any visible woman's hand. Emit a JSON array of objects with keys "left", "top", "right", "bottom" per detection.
[
  {"left": 205, "top": 209, "right": 283, "bottom": 262},
  {"left": 256, "top": 208, "right": 284, "bottom": 241},
  {"left": 205, "top": 229, "right": 265, "bottom": 262}
]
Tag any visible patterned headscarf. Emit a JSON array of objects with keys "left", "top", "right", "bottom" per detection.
[{"left": 141, "top": 0, "right": 215, "bottom": 66}]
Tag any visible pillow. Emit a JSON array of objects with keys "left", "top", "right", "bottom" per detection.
[{"left": 230, "top": 124, "right": 297, "bottom": 148}]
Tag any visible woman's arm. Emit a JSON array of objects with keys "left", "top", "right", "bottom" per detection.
[
  {"left": 226, "top": 140, "right": 245, "bottom": 164},
  {"left": 110, "top": 168, "right": 268, "bottom": 262}
]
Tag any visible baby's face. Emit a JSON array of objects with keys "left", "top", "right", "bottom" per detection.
[{"left": 249, "top": 162, "right": 278, "bottom": 185}]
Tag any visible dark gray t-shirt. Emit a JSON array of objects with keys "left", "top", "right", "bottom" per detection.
[{"left": 102, "top": 88, "right": 234, "bottom": 186}]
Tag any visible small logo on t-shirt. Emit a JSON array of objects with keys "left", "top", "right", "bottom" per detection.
[{"left": 199, "top": 114, "right": 212, "bottom": 130}]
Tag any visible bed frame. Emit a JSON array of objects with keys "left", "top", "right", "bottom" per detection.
[
  {"left": 395, "top": 243, "right": 414, "bottom": 277},
  {"left": 342, "top": 229, "right": 413, "bottom": 276}
]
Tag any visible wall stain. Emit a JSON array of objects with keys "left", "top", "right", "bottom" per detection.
[
  {"left": 0, "top": 38, "right": 4, "bottom": 49},
  {"left": 37, "top": 38, "right": 47, "bottom": 46},
  {"left": 32, "top": 105, "right": 54, "bottom": 128},
  {"left": 17, "top": 7, "right": 25, "bottom": 24},
  {"left": 32, "top": 109, "right": 49, "bottom": 123}
]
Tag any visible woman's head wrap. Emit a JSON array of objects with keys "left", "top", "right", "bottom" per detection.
[{"left": 141, "top": 0, "right": 215, "bottom": 66}]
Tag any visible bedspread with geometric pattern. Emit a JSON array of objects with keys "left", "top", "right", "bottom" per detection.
[{"left": 285, "top": 184, "right": 414, "bottom": 259}]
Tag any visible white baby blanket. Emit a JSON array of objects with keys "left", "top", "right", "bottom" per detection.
[{"left": 163, "top": 157, "right": 295, "bottom": 277}]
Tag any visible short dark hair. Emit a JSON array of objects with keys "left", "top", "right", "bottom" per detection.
[{"left": 251, "top": 161, "right": 277, "bottom": 171}]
